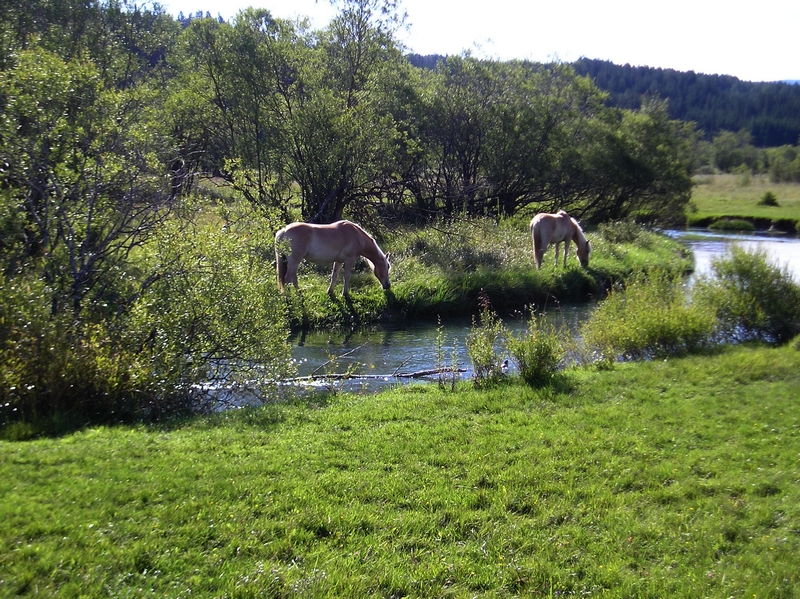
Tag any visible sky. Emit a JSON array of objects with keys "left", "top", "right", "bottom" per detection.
[{"left": 162, "top": 0, "right": 800, "bottom": 83}]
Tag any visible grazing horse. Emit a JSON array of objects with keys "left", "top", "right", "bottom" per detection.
[
  {"left": 275, "top": 220, "right": 390, "bottom": 297},
  {"left": 530, "top": 210, "right": 590, "bottom": 269}
]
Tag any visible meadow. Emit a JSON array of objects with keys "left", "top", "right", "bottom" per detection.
[
  {"left": 2, "top": 342, "right": 799, "bottom": 598},
  {"left": 689, "top": 174, "right": 800, "bottom": 229}
]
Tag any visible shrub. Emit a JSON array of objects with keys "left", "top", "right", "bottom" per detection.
[
  {"left": 0, "top": 275, "right": 148, "bottom": 428},
  {"left": 580, "top": 269, "right": 716, "bottom": 363},
  {"left": 506, "top": 318, "right": 566, "bottom": 387},
  {"left": 465, "top": 306, "right": 507, "bottom": 387},
  {"left": 0, "top": 202, "right": 293, "bottom": 431},
  {"left": 693, "top": 245, "right": 800, "bottom": 345},
  {"left": 758, "top": 191, "right": 780, "bottom": 206},
  {"left": 709, "top": 219, "right": 755, "bottom": 231}
]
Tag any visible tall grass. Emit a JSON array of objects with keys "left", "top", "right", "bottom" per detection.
[
  {"left": 693, "top": 245, "right": 800, "bottom": 344},
  {"left": 506, "top": 316, "right": 566, "bottom": 387},
  {"left": 580, "top": 269, "right": 717, "bottom": 364},
  {"left": 579, "top": 245, "right": 800, "bottom": 367}
]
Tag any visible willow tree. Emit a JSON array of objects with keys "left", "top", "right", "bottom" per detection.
[
  {"left": 288, "top": 0, "right": 410, "bottom": 223},
  {"left": 170, "top": 10, "right": 305, "bottom": 216}
]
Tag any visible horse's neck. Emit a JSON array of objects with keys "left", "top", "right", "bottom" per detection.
[
  {"left": 361, "top": 242, "right": 384, "bottom": 263},
  {"left": 572, "top": 226, "right": 586, "bottom": 247}
]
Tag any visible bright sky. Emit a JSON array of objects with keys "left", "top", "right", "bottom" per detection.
[{"left": 162, "top": 0, "right": 800, "bottom": 82}]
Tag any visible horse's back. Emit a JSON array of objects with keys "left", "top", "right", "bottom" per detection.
[
  {"left": 531, "top": 212, "right": 572, "bottom": 244},
  {"left": 281, "top": 220, "right": 366, "bottom": 264}
]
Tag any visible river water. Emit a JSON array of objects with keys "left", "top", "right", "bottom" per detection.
[{"left": 289, "top": 230, "right": 800, "bottom": 393}]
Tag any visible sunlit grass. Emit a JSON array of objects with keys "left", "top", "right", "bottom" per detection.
[
  {"left": 2, "top": 343, "right": 799, "bottom": 597},
  {"left": 690, "top": 173, "right": 800, "bottom": 225}
]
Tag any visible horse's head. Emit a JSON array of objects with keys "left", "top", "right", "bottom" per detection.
[
  {"left": 378, "top": 253, "right": 391, "bottom": 289},
  {"left": 577, "top": 240, "right": 590, "bottom": 267},
  {"left": 368, "top": 253, "right": 391, "bottom": 290}
]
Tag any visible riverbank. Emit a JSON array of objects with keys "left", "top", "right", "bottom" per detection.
[
  {"left": 2, "top": 342, "right": 798, "bottom": 597},
  {"left": 285, "top": 219, "right": 692, "bottom": 329}
]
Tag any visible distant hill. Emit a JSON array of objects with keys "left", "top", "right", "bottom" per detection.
[
  {"left": 572, "top": 58, "right": 800, "bottom": 147},
  {"left": 405, "top": 55, "right": 800, "bottom": 147}
]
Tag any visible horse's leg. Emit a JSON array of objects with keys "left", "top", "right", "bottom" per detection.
[
  {"left": 286, "top": 255, "right": 302, "bottom": 289},
  {"left": 563, "top": 240, "right": 570, "bottom": 268},
  {"left": 553, "top": 242, "right": 560, "bottom": 268},
  {"left": 328, "top": 262, "right": 343, "bottom": 296},
  {"left": 341, "top": 259, "right": 356, "bottom": 297}
]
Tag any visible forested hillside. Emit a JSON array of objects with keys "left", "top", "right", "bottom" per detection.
[
  {"left": 409, "top": 55, "right": 800, "bottom": 148},
  {"left": 573, "top": 58, "right": 800, "bottom": 147}
]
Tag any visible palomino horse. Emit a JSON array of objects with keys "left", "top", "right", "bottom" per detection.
[
  {"left": 530, "top": 210, "right": 590, "bottom": 269},
  {"left": 275, "top": 220, "right": 390, "bottom": 297}
]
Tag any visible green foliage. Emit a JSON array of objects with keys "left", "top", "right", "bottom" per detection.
[
  {"left": 465, "top": 305, "right": 507, "bottom": 386},
  {"left": 506, "top": 317, "right": 566, "bottom": 387},
  {"left": 693, "top": 245, "right": 800, "bottom": 345},
  {"left": 580, "top": 269, "right": 716, "bottom": 363},
  {"left": 758, "top": 190, "right": 780, "bottom": 206},
  {"left": 0, "top": 201, "right": 293, "bottom": 429},
  {"left": 708, "top": 218, "right": 755, "bottom": 231},
  {"left": 767, "top": 145, "right": 800, "bottom": 183}
]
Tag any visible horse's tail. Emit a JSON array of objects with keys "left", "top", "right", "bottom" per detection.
[
  {"left": 530, "top": 218, "right": 543, "bottom": 269},
  {"left": 275, "top": 230, "right": 288, "bottom": 292},
  {"left": 530, "top": 218, "right": 541, "bottom": 254}
]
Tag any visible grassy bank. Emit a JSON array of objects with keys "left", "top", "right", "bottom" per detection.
[
  {"left": 2, "top": 342, "right": 799, "bottom": 597},
  {"left": 689, "top": 173, "right": 800, "bottom": 231},
  {"left": 285, "top": 219, "right": 692, "bottom": 329}
]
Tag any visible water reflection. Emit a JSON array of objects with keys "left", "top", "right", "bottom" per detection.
[{"left": 290, "top": 303, "right": 594, "bottom": 393}]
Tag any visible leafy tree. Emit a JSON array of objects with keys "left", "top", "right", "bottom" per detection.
[
  {"left": 291, "top": 0, "right": 409, "bottom": 222},
  {"left": 170, "top": 11, "right": 301, "bottom": 214},
  {"left": 0, "top": 6, "right": 292, "bottom": 426},
  {"left": 482, "top": 62, "right": 607, "bottom": 217},
  {"left": 0, "top": 46, "right": 173, "bottom": 314},
  {"left": 577, "top": 99, "right": 695, "bottom": 225},
  {"left": 765, "top": 145, "right": 800, "bottom": 183},
  {"left": 711, "top": 129, "right": 761, "bottom": 172},
  {"left": 409, "top": 55, "right": 498, "bottom": 215}
]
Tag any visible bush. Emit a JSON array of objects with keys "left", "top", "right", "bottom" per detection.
[
  {"left": 580, "top": 269, "right": 716, "bottom": 363},
  {"left": 693, "top": 245, "right": 800, "bottom": 345},
  {"left": 0, "top": 275, "right": 148, "bottom": 428},
  {"left": 465, "top": 306, "right": 507, "bottom": 387},
  {"left": 506, "top": 318, "right": 566, "bottom": 387},
  {"left": 709, "top": 219, "right": 755, "bottom": 231},
  {"left": 0, "top": 202, "right": 294, "bottom": 432},
  {"left": 758, "top": 191, "right": 780, "bottom": 206}
]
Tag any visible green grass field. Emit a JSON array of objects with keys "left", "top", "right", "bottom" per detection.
[
  {"left": 689, "top": 174, "right": 800, "bottom": 229},
  {"left": 2, "top": 343, "right": 799, "bottom": 597}
]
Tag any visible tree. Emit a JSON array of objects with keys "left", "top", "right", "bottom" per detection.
[
  {"left": 482, "top": 62, "right": 607, "bottom": 217},
  {"left": 170, "top": 11, "right": 302, "bottom": 214},
  {"left": 0, "top": 47, "right": 174, "bottom": 314},
  {"left": 289, "top": 0, "right": 408, "bottom": 222},
  {"left": 577, "top": 99, "right": 695, "bottom": 225}
]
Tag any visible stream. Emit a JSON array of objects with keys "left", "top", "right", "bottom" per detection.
[{"left": 286, "top": 229, "right": 800, "bottom": 394}]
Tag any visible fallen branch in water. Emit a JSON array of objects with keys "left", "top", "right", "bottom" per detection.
[{"left": 285, "top": 366, "right": 466, "bottom": 383}]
